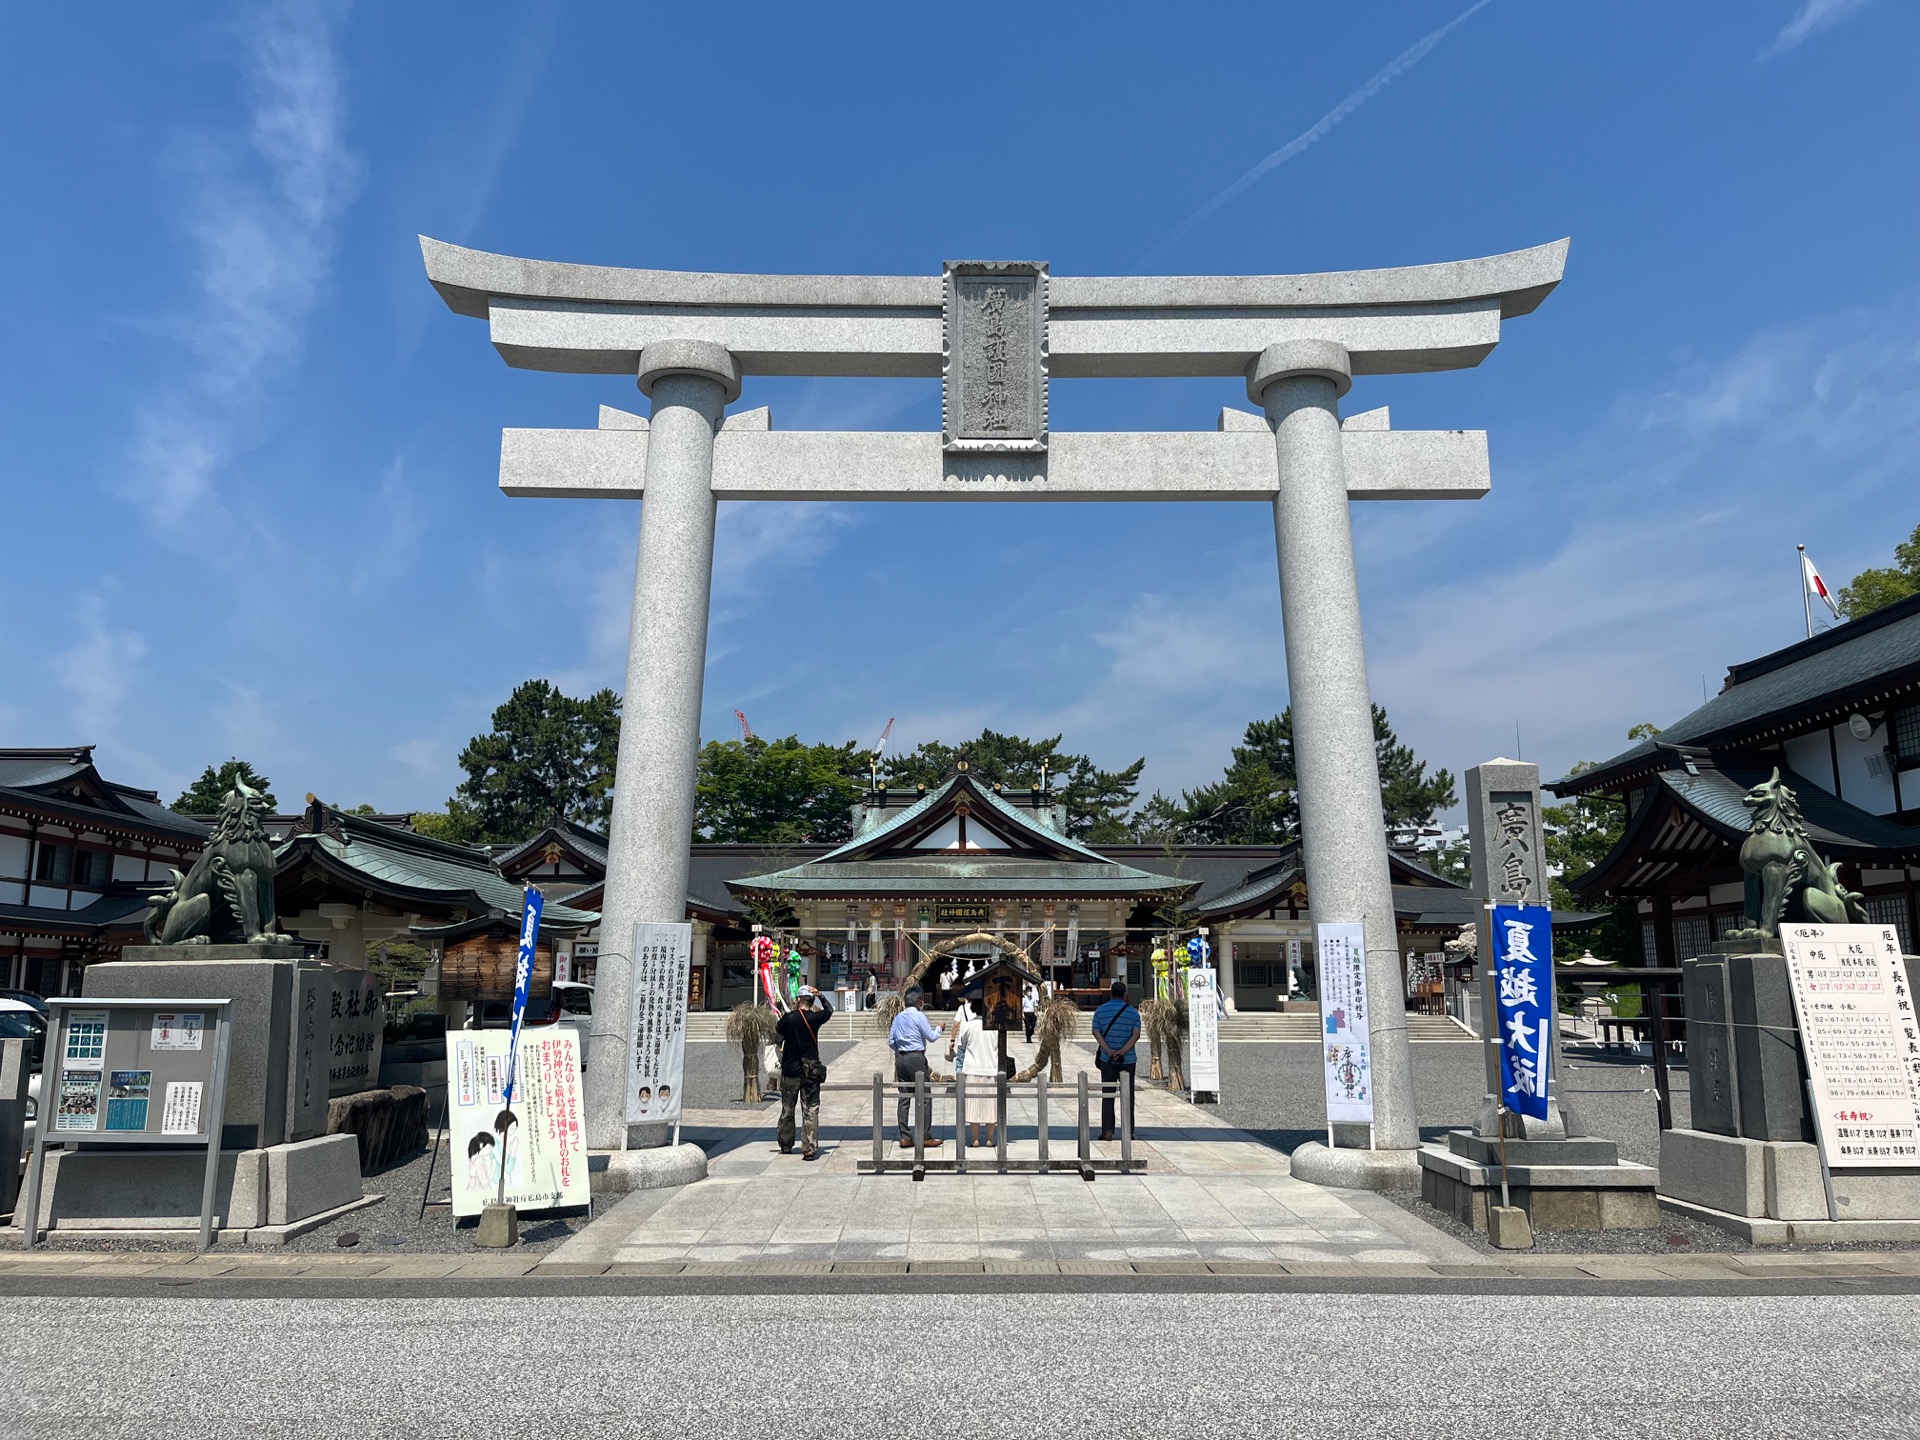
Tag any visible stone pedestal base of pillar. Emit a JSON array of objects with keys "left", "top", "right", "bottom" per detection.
[
  {"left": 1659, "top": 1127, "right": 1920, "bottom": 1226},
  {"left": 1418, "top": 1133, "right": 1660, "bottom": 1231},
  {"left": 1288, "top": 1141, "right": 1422, "bottom": 1191},
  {"left": 588, "top": 1142, "right": 708, "bottom": 1196}
]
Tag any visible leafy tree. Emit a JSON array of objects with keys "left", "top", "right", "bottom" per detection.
[
  {"left": 1627, "top": 721, "right": 1662, "bottom": 741},
  {"left": 1838, "top": 522, "right": 1920, "bottom": 619},
  {"left": 1543, "top": 755, "right": 1643, "bottom": 965},
  {"left": 446, "top": 681, "right": 621, "bottom": 845},
  {"left": 174, "top": 759, "right": 277, "bottom": 814},
  {"left": 1158, "top": 706, "right": 1455, "bottom": 844},
  {"left": 409, "top": 801, "right": 486, "bottom": 846},
  {"left": 695, "top": 735, "right": 867, "bottom": 843},
  {"left": 882, "top": 728, "right": 1145, "bottom": 841}
]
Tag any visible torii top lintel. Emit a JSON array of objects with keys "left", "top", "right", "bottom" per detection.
[{"left": 420, "top": 237, "right": 1567, "bottom": 380}]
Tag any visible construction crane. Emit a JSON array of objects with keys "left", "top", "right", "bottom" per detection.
[{"left": 734, "top": 709, "right": 754, "bottom": 741}]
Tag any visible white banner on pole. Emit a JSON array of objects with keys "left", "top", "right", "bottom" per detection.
[
  {"left": 1185, "top": 966, "right": 1221, "bottom": 1095},
  {"left": 1782, "top": 924, "right": 1920, "bottom": 1168},
  {"left": 627, "top": 921, "right": 693, "bottom": 1125},
  {"left": 444, "top": 1028, "right": 589, "bottom": 1218},
  {"left": 1316, "top": 921, "right": 1374, "bottom": 1126}
]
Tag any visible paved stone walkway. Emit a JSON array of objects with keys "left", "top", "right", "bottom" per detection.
[{"left": 547, "top": 1036, "right": 1473, "bottom": 1269}]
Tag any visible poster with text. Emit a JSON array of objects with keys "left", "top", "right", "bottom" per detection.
[
  {"left": 1185, "top": 966, "right": 1221, "bottom": 1094},
  {"left": 1782, "top": 924, "right": 1920, "bottom": 1168},
  {"left": 627, "top": 921, "right": 692, "bottom": 1125},
  {"left": 1316, "top": 922, "right": 1374, "bottom": 1125},
  {"left": 443, "top": 1028, "right": 589, "bottom": 1218}
]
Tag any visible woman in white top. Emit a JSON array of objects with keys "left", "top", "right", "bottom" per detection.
[{"left": 951, "top": 1012, "right": 1002, "bottom": 1147}]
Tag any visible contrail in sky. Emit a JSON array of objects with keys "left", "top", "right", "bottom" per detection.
[{"left": 1135, "top": 0, "right": 1497, "bottom": 272}]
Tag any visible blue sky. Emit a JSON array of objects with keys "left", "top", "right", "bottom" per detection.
[{"left": 2, "top": 0, "right": 1914, "bottom": 817}]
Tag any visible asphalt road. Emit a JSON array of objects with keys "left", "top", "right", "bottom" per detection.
[{"left": 5, "top": 1289, "right": 1915, "bottom": 1439}]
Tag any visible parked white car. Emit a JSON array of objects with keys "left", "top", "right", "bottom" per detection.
[{"left": 476, "top": 982, "right": 592, "bottom": 1069}]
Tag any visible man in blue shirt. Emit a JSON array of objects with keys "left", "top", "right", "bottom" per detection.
[
  {"left": 888, "top": 986, "right": 944, "bottom": 1148},
  {"left": 1091, "top": 979, "right": 1139, "bottom": 1142}
]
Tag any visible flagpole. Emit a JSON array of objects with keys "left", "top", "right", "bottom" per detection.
[{"left": 1797, "top": 543, "right": 1813, "bottom": 640}]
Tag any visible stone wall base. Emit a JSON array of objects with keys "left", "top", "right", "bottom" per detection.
[{"left": 1418, "top": 1142, "right": 1660, "bottom": 1231}]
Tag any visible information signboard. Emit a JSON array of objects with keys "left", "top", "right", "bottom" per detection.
[
  {"left": 1185, "top": 965, "right": 1220, "bottom": 1097},
  {"left": 20, "top": 997, "right": 233, "bottom": 1250},
  {"left": 1316, "top": 922, "right": 1374, "bottom": 1126},
  {"left": 443, "top": 1027, "right": 589, "bottom": 1218},
  {"left": 626, "top": 921, "right": 692, "bottom": 1126},
  {"left": 1782, "top": 923, "right": 1920, "bottom": 1169}
]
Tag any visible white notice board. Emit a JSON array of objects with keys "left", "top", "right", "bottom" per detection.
[
  {"left": 626, "top": 921, "right": 692, "bottom": 1125},
  {"left": 444, "top": 1028, "right": 590, "bottom": 1217},
  {"left": 1782, "top": 924, "right": 1920, "bottom": 1168},
  {"left": 1185, "top": 966, "right": 1220, "bottom": 1095},
  {"left": 1316, "top": 921, "right": 1374, "bottom": 1125}
]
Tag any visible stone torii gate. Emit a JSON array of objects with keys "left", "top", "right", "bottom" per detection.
[{"left": 423, "top": 237, "right": 1567, "bottom": 1184}]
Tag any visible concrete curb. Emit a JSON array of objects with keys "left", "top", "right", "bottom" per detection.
[
  {"left": 1, "top": 1250, "right": 1917, "bottom": 1283},
  {"left": 588, "top": 1143, "right": 707, "bottom": 1195}
]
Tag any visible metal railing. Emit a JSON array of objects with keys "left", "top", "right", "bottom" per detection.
[{"left": 824, "top": 1070, "right": 1142, "bottom": 1179}]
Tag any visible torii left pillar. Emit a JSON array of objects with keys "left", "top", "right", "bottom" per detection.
[{"left": 584, "top": 340, "right": 738, "bottom": 1149}]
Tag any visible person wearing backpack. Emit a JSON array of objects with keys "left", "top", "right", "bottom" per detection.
[
  {"left": 1090, "top": 979, "right": 1139, "bottom": 1143},
  {"left": 776, "top": 985, "right": 834, "bottom": 1160}
]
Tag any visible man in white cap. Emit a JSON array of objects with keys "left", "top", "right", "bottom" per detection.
[{"left": 775, "top": 984, "right": 834, "bottom": 1160}]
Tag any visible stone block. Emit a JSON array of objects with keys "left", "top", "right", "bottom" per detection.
[
  {"left": 37, "top": 1147, "right": 268, "bottom": 1228},
  {"left": 475, "top": 1201, "right": 520, "bottom": 1248},
  {"left": 1832, "top": 1169, "right": 1920, "bottom": 1221},
  {"left": 0, "top": 1038, "right": 28, "bottom": 1217},
  {"left": 1764, "top": 1141, "right": 1827, "bottom": 1221},
  {"left": 1488, "top": 1204, "right": 1533, "bottom": 1250},
  {"left": 1681, "top": 958, "right": 1740, "bottom": 1136},
  {"left": 1421, "top": 1143, "right": 1660, "bottom": 1231},
  {"left": 587, "top": 1143, "right": 708, "bottom": 1195},
  {"left": 286, "top": 960, "right": 333, "bottom": 1142},
  {"left": 1726, "top": 952, "right": 1812, "bottom": 1143},
  {"left": 264, "top": 1133, "right": 362, "bottom": 1225},
  {"left": 326, "top": 1085, "right": 428, "bottom": 1173},
  {"left": 1659, "top": 1127, "right": 1767, "bottom": 1217},
  {"left": 87, "top": 950, "right": 297, "bottom": 1149},
  {"left": 1288, "top": 1141, "right": 1422, "bottom": 1190},
  {"left": 1447, "top": 1130, "right": 1620, "bottom": 1167}
]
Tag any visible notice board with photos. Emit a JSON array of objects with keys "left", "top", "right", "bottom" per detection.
[
  {"left": 20, "top": 997, "right": 235, "bottom": 1249},
  {"left": 1782, "top": 924, "right": 1920, "bottom": 1168}
]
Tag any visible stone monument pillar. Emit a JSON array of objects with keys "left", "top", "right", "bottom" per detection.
[
  {"left": 1415, "top": 757, "right": 1659, "bottom": 1233},
  {"left": 1250, "top": 341, "right": 1419, "bottom": 1184},
  {"left": 584, "top": 339, "right": 739, "bottom": 1151},
  {"left": 1465, "top": 757, "right": 1573, "bottom": 1140}
]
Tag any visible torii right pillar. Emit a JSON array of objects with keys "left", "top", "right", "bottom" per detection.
[{"left": 1251, "top": 341, "right": 1421, "bottom": 1188}]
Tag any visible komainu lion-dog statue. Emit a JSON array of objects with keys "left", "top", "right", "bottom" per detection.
[
  {"left": 144, "top": 780, "right": 281, "bottom": 945},
  {"left": 1728, "top": 768, "right": 1865, "bottom": 941}
]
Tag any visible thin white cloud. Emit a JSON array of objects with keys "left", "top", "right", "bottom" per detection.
[
  {"left": 349, "top": 456, "right": 426, "bottom": 593},
  {"left": 50, "top": 596, "right": 150, "bottom": 748},
  {"left": 126, "top": 0, "right": 361, "bottom": 527},
  {"left": 1760, "top": 0, "right": 1872, "bottom": 59},
  {"left": 1136, "top": 0, "right": 1496, "bottom": 271}
]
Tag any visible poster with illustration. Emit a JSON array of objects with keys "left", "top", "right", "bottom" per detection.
[
  {"left": 443, "top": 1028, "right": 589, "bottom": 1218},
  {"left": 105, "top": 1070, "right": 153, "bottom": 1131}
]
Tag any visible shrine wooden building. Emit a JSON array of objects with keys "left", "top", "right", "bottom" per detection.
[
  {"left": 0, "top": 747, "right": 209, "bottom": 996},
  {"left": 1551, "top": 590, "right": 1920, "bottom": 964}
]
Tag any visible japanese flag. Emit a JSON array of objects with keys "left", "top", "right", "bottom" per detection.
[{"left": 1802, "top": 551, "right": 1840, "bottom": 618}]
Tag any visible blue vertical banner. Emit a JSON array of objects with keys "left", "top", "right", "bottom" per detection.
[
  {"left": 501, "top": 886, "right": 544, "bottom": 1106},
  {"left": 1491, "top": 904, "right": 1553, "bottom": 1121}
]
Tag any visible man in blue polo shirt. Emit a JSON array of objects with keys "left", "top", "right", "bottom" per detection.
[
  {"left": 888, "top": 986, "right": 944, "bottom": 1148},
  {"left": 1091, "top": 979, "right": 1139, "bottom": 1142}
]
